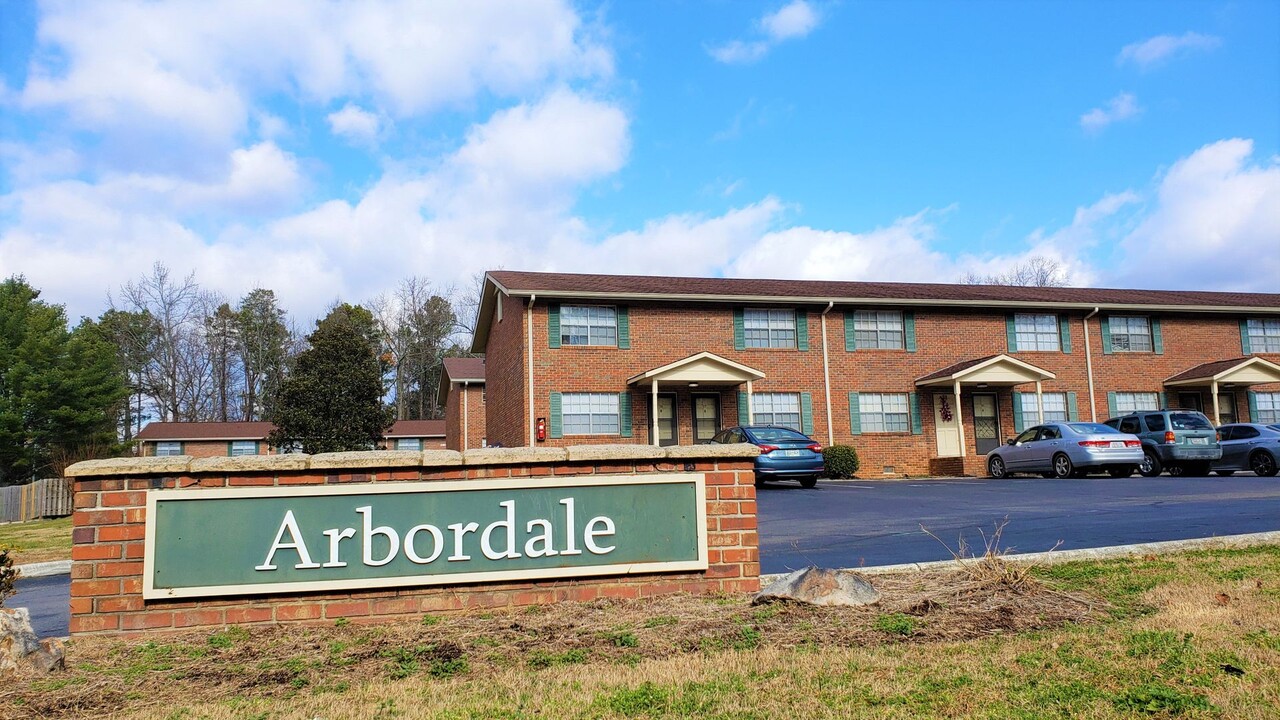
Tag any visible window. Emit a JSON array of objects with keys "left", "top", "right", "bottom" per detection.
[
  {"left": 561, "top": 305, "right": 617, "bottom": 346},
  {"left": 853, "top": 310, "right": 904, "bottom": 349},
  {"left": 1019, "top": 393, "right": 1068, "bottom": 422},
  {"left": 562, "top": 393, "right": 620, "bottom": 435},
  {"left": 1118, "top": 417, "right": 1141, "bottom": 434},
  {"left": 752, "top": 392, "right": 801, "bottom": 431},
  {"left": 1109, "top": 316, "right": 1153, "bottom": 352},
  {"left": 1144, "top": 415, "right": 1166, "bottom": 432},
  {"left": 395, "top": 438, "right": 422, "bottom": 451},
  {"left": 1014, "top": 313, "right": 1060, "bottom": 351},
  {"left": 858, "top": 393, "right": 910, "bottom": 433},
  {"left": 1218, "top": 394, "right": 1237, "bottom": 425},
  {"left": 744, "top": 309, "right": 796, "bottom": 349},
  {"left": 1115, "top": 392, "right": 1160, "bottom": 414},
  {"left": 1247, "top": 319, "right": 1280, "bottom": 353},
  {"left": 1256, "top": 392, "right": 1280, "bottom": 424},
  {"left": 229, "top": 441, "right": 257, "bottom": 456},
  {"left": 155, "top": 441, "right": 182, "bottom": 457}
]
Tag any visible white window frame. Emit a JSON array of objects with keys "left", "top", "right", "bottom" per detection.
[
  {"left": 1115, "top": 392, "right": 1160, "bottom": 414},
  {"left": 395, "top": 438, "right": 422, "bottom": 451},
  {"left": 1019, "top": 393, "right": 1068, "bottom": 423},
  {"left": 853, "top": 310, "right": 904, "bottom": 350},
  {"left": 752, "top": 392, "right": 802, "bottom": 431},
  {"left": 561, "top": 305, "right": 618, "bottom": 347},
  {"left": 154, "top": 441, "right": 183, "bottom": 457},
  {"left": 562, "top": 393, "right": 620, "bottom": 435},
  {"left": 1109, "top": 316, "right": 1153, "bottom": 353},
  {"left": 1247, "top": 318, "right": 1280, "bottom": 353},
  {"left": 859, "top": 393, "right": 910, "bottom": 433},
  {"left": 744, "top": 309, "right": 796, "bottom": 349},
  {"left": 1014, "top": 313, "right": 1060, "bottom": 352},
  {"left": 1256, "top": 392, "right": 1280, "bottom": 424},
  {"left": 229, "top": 440, "right": 257, "bottom": 457}
]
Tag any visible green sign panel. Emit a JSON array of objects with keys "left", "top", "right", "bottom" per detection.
[{"left": 143, "top": 475, "right": 707, "bottom": 599}]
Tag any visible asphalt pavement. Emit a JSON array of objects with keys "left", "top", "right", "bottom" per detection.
[{"left": 9, "top": 574, "right": 70, "bottom": 640}]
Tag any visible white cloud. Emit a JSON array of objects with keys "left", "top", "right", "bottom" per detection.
[
  {"left": 1118, "top": 32, "right": 1221, "bottom": 70},
  {"left": 327, "top": 104, "right": 384, "bottom": 145},
  {"left": 1109, "top": 138, "right": 1280, "bottom": 292},
  {"left": 1080, "top": 92, "right": 1141, "bottom": 133},
  {"left": 709, "top": 1, "right": 821, "bottom": 64}
]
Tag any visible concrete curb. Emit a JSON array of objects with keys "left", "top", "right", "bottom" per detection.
[
  {"left": 761, "top": 530, "right": 1280, "bottom": 584},
  {"left": 13, "top": 560, "right": 71, "bottom": 579}
]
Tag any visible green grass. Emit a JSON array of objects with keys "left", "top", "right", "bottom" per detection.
[{"left": 0, "top": 516, "right": 73, "bottom": 564}]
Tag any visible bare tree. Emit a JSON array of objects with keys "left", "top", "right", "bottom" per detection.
[
  {"left": 960, "top": 256, "right": 1070, "bottom": 287},
  {"left": 370, "top": 277, "right": 459, "bottom": 420}
]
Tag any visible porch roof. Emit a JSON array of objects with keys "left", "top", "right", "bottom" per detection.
[
  {"left": 915, "top": 354, "right": 1056, "bottom": 388},
  {"left": 626, "top": 351, "right": 765, "bottom": 387},
  {"left": 1164, "top": 356, "right": 1280, "bottom": 387}
]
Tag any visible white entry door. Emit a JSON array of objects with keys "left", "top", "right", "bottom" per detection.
[{"left": 934, "top": 393, "right": 961, "bottom": 457}]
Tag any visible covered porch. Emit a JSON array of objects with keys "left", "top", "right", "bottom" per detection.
[
  {"left": 627, "top": 352, "right": 766, "bottom": 446},
  {"left": 1165, "top": 357, "right": 1280, "bottom": 425}
]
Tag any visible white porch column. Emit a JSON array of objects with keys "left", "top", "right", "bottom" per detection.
[
  {"left": 462, "top": 381, "right": 469, "bottom": 450},
  {"left": 1035, "top": 380, "right": 1045, "bottom": 424},
  {"left": 953, "top": 380, "right": 967, "bottom": 456},
  {"left": 746, "top": 380, "right": 754, "bottom": 424},
  {"left": 1211, "top": 381, "right": 1221, "bottom": 427},
  {"left": 651, "top": 381, "right": 660, "bottom": 446}
]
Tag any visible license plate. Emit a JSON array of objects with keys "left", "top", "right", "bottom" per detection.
[
  {"left": 1110, "top": 441, "right": 1125, "bottom": 448},
  {"left": 1190, "top": 437, "right": 1208, "bottom": 445},
  {"left": 779, "top": 449, "right": 805, "bottom": 457}
]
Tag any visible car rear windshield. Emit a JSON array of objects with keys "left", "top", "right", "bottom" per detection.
[
  {"left": 1170, "top": 413, "right": 1212, "bottom": 430},
  {"left": 1067, "top": 423, "right": 1119, "bottom": 434},
  {"left": 750, "top": 427, "right": 811, "bottom": 443}
]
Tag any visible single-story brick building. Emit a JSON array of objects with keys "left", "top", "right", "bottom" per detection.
[
  {"left": 465, "top": 270, "right": 1280, "bottom": 477},
  {"left": 137, "top": 420, "right": 445, "bottom": 456},
  {"left": 439, "top": 356, "right": 487, "bottom": 451}
]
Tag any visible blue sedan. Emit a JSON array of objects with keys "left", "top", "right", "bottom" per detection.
[
  {"left": 1212, "top": 423, "right": 1280, "bottom": 477},
  {"left": 986, "top": 422, "right": 1144, "bottom": 479},
  {"left": 711, "top": 425, "right": 825, "bottom": 488}
]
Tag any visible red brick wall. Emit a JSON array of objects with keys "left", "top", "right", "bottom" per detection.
[
  {"left": 485, "top": 294, "right": 528, "bottom": 448},
  {"left": 446, "top": 384, "right": 488, "bottom": 450},
  {"left": 68, "top": 451, "right": 759, "bottom": 636},
  {"left": 142, "top": 441, "right": 271, "bottom": 458}
]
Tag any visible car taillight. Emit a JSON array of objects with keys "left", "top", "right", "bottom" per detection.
[
  {"left": 1216, "top": 431, "right": 1221, "bottom": 441},
  {"left": 1164, "top": 431, "right": 1176, "bottom": 444},
  {"left": 1078, "top": 440, "right": 1110, "bottom": 447},
  {"left": 807, "top": 443, "right": 822, "bottom": 452},
  {"left": 1125, "top": 440, "right": 1140, "bottom": 447},
  {"left": 757, "top": 444, "right": 778, "bottom": 454}
]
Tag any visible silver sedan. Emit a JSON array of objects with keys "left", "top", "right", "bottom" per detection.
[
  {"left": 1211, "top": 423, "right": 1280, "bottom": 477},
  {"left": 987, "top": 422, "right": 1144, "bottom": 479}
]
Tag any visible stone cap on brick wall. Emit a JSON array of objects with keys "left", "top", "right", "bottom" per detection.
[{"left": 65, "top": 444, "right": 760, "bottom": 477}]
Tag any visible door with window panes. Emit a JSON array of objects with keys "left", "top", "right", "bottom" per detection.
[{"left": 692, "top": 393, "right": 720, "bottom": 443}]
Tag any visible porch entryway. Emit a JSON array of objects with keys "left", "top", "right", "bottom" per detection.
[
  {"left": 627, "top": 352, "right": 766, "bottom": 446},
  {"left": 916, "top": 354, "right": 1057, "bottom": 461}
]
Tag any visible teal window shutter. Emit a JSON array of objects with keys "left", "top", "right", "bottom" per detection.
[
  {"left": 1159, "top": 391, "right": 1168, "bottom": 409},
  {"left": 848, "top": 392, "right": 861, "bottom": 435},
  {"left": 796, "top": 311, "right": 809, "bottom": 351},
  {"left": 844, "top": 312, "right": 857, "bottom": 351},
  {"left": 1012, "top": 391, "right": 1024, "bottom": 432},
  {"left": 738, "top": 390, "right": 749, "bottom": 425},
  {"left": 618, "top": 392, "right": 632, "bottom": 437},
  {"left": 549, "top": 392, "right": 562, "bottom": 438},
  {"left": 1100, "top": 317, "right": 1112, "bottom": 354},
  {"left": 800, "top": 392, "right": 814, "bottom": 434},
  {"left": 616, "top": 306, "right": 630, "bottom": 349},
  {"left": 1107, "top": 392, "right": 1118, "bottom": 419},
  {"left": 1241, "top": 319, "right": 1252, "bottom": 355},
  {"left": 226, "top": 441, "right": 233, "bottom": 456},
  {"left": 1059, "top": 316, "right": 1072, "bottom": 354},
  {"left": 254, "top": 441, "right": 261, "bottom": 455},
  {"left": 548, "top": 304, "right": 561, "bottom": 348},
  {"left": 904, "top": 311, "right": 917, "bottom": 352},
  {"left": 909, "top": 392, "right": 922, "bottom": 434},
  {"left": 1151, "top": 317, "right": 1163, "bottom": 355},
  {"left": 1006, "top": 316, "right": 1018, "bottom": 352},
  {"left": 733, "top": 308, "right": 745, "bottom": 351},
  {"left": 1067, "top": 392, "right": 1079, "bottom": 421},
  {"left": 1248, "top": 391, "right": 1259, "bottom": 422}
]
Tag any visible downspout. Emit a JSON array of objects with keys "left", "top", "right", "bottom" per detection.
[
  {"left": 527, "top": 294, "right": 536, "bottom": 446},
  {"left": 820, "top": 301, "right": 835, "bottom": 446},
  {"left": 1083, "top": 307, "right": 1099, "bottom": 421},
  {"left": 462, "top": 380, "right": 469, "bottom": 450}
]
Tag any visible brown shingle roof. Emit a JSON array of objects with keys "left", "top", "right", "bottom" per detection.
[
  {"left": 487, "top": 270, "right": 1280, "bottom": 309},
  {"left": 385, "top": 420, "right": 445, "bottom": 438},
  {"left": 1165, "top": 357, "right": 1274, "bottom": 383},
  {"left": 442, "top": 357, "right": 486, "bottom": 381},
  {"left": 135, "top": 422, "right": 275, "bottom": 441},
  {"left": 915, "top": 356, "right": 1001, "bottom": 383}
]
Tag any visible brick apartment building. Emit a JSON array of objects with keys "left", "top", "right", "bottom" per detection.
[
  {"left": 439, "top": 356, "right": 487, "bottom": 450},
  {"left": 467, "top": 270, "right": 1280, "bottom": 476},
  {"left": 137, "top": 420, "right": 445, "bottom": 456}
]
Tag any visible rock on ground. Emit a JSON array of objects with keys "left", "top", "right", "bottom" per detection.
[
  {"left": 1, "top": 607, "right": 64, "bottom": 675},
  {"left": 753, "top": 566, "right": 882, "bottom": 607}
]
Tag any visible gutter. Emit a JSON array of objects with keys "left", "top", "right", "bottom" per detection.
[
  {"left": 527, "top": 294, "right": 536, "bottom": 446},
  {"left": 820, "top": 301, "right": 835, "bottom": 446},
  {"left": 1083, "top": 307, "right": 1100, "bottom": 421}
]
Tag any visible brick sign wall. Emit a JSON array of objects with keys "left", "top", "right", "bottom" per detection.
[{"left": 65, "top": 445, "right": 761, "bottom": 636}]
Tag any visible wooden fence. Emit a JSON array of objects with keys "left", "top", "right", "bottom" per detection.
[{"left": 0, "top": 478, "right": 73, "bottom": 523}]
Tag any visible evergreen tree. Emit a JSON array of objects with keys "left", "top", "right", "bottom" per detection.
[
  {"left": 268, "top": 305, "right": 392, "bottom": 454},
  {"left": 234, "top": 288, "right": 292, "bottom": 421}
]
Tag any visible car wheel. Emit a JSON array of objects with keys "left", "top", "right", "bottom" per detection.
[
  {"left": 1213, "top": 469, "right": 1235, "bottom": 476},
  {"left": 798, "top": 476, "right": 818, "bottom": 488},
  {"left": 1250, "top": 451, "right": 1279, "bottom": 477},
  {"left": 1052, "top": 453, "right": 1074, "bottom": 479},
  {"left": 1108, "top": 465, "right": 1134, "bottom": 478},
  {"left": 1168, "top": 464, "right": 1187, "bottom": 477},
  {"left": 1139, "top": 451, "right": 1162, "bottom": 477},
  {"left": 988, "top": 456, "right": 1007, "bottom": 479},
  {"left": 754, "top": 476, "right": 765, "bottom": 488}
]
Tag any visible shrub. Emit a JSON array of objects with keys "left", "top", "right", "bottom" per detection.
[
  {"left": 0, "top": 547, "right": 16, "bottom": 607},
  {"left": 822, "top": 445, "right": 860, "bottom": 478}
]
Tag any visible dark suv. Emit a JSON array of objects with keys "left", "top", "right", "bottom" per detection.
[{"left": 1104, "top": 409, "right": 1222, "bottom": 477}]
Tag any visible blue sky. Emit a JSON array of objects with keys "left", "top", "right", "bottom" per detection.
[{"left": 0, "top": 0, "right": 1277, "bottom": 322}]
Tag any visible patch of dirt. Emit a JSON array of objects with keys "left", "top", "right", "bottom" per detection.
[{"left": 0, "top": 568, "right": 1105, "bottom": 720}]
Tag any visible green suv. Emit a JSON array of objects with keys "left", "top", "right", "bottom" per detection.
[{"left": 1103, "top": 409, "right": 1222, "bottom": 477}]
